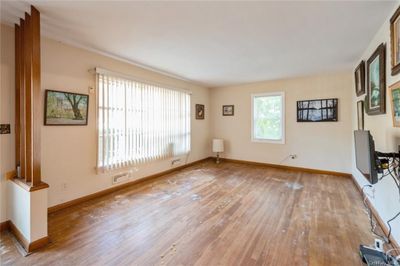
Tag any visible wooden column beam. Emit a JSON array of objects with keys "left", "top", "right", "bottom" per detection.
[
  {"left": 20, "top": 18, "right": 26, "bottom": 179},
  {"left": 24, "top": 13, "right": 33, "bottom": 183},
  {"left": 15, "top": 25, "right": 20, "bottom": 169},
  {"left": 14, "top": 5, "right": 43, "bottom": 187},
  {"left": 31, "top": 6, "right": 41, "bottom": 186}
]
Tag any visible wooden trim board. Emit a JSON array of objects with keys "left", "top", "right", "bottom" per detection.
[
  {"left": 10, "top": 177, "right": 49, "bottom": 192},
  {"left": 48, "top": 157, "right": 211, "bottom": 213},
  {"left": 351, "top": 175, "right": 400, "bottom": 250},
  {"left": 0, "top": 220, "right": 10, "bottom": 233},
  {"left": 217, "top": 157, "right": 351, "bottom": 177},
  {"left": 8, "top": 220, "right": 48, "bottom": 253}
]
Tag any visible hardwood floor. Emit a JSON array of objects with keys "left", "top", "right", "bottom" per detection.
[{"left": 0, "top": 160, "right": 385, "bottom": 265}]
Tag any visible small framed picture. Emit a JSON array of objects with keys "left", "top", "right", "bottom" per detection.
[
  {"left": 389, "top": 81, "right": 400, "bottom": 127},
  {"left": 222, "top": 105, "right": 234, "bottom": 116},
  {"left": 390, "top": 6, "right": 400, "bottom": 75},
  {"left": 195, "top": 104, "right": 204, "bottom": 119},
  {"left": 357, "top": 100, "right": 364, "bottom": 130},
  {"left": 366, "top": 43, "right": 386, "bottom": 115},
  {"left": 44, "top": 90, "right": 89, "bottom": 125},
  {"left": 354, "top": 61, "right": 365, "bottom": 97}
]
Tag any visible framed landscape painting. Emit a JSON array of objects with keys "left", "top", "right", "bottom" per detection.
[
  {"left": 297, "top": 98, "right": 338, "bottom": 122},
  {"left": 222, "top": 105, "right": 234, "bottom": 116},
  {"left": 366, "top": 43, "right": 386, "bottom": 115},
  {"left": 389, "top": 81, "right": 400, "bottom": 127},
  {"left": 44, "top": 90, "right": 89, "bottom": 125},
  {"left": 354, "top": 61, "right": 365, "bottom": 97},
  {"left": 390, "top": 6, "right": 400, "bottom": 75}
]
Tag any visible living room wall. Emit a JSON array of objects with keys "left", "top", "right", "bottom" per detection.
[
  {"left": 0, "top": 23, "right": 211, "bottom": 220},
  {"left": 351, "top": 4, "right": 400, "bottom": 245},
  {"left": 210, "top": 72, "right": 353, "bottom": 173}
]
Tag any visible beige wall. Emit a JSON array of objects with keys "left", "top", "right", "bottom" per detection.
[
  {"left": 210, "top": 72, "right": 353, "bottom": 173},
  {"left": 351, "top": 3, "right": 400, "bottom": 244},
  {"left": 1, "top": 24, "right": 16, "bottom": 223},
  {"left": 0, "top": 24, "right": 211, "bottom": 218}
]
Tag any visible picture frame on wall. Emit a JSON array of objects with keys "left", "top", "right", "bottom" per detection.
[
  {"left": 366, "top": 43, "right": 386, "bottom": 115},
  {"left": 222, "top": 105, "right": 234, "bottom": 116},
  {"left": 195, "top": 104, "right": 205, "bottom": 119},
  {"left": 44, "top": 90, "right": 89, "bottom": 126},
  {"left": 389, "top": 81, "right": 400, "bottom": 127},
  {"left": 296, "top": 98, "right": 338, "bottom": 122},
  {"left": 390, "top": 6, "right": 400, "bottom": 75},
  {"left": 357, "top": 100, "right": 364, "bottom": 130},
  {"left": 354, "top": 61, "right": 365, "bottom": 97}
]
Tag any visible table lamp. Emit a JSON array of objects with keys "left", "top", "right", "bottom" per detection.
[{"left": 212, "top": 139, "right": 224, "bottom": 163}]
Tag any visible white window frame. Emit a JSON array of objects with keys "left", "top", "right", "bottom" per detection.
[{"left": 251, "top": 92, "right": 285, "bottom": 144}]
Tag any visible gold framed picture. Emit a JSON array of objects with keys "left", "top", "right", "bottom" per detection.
[
  {"left": 389, "top": 81, "right": 400, "bottom": 127},
  {"left": 366, "top": 43, "right": 386, "bottom": 115},
  {"left": 391, "top": 6, "right": 400, "bottom": 75}
]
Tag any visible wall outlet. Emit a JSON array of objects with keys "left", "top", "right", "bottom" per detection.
[
  {"left": 61, "top": 183, "right": 68, "bottom": 191},
  {"left": 374, "top": 239, "right": 384, "bottom": 252}
]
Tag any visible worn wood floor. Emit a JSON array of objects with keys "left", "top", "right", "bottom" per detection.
[{"left": 0, "top": 160, "right": 383, "bottom": 265}]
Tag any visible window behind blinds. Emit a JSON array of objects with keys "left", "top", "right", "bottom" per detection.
[{"left": 97, "top": 71, "right": 191, "bottom": 171}]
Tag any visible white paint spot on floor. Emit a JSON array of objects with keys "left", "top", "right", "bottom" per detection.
[
  {"left": 191, "top": 194, "right": 201, "bottom": 201},
  {"left": 285, "top": 182, "right": 304, "bottom": 190}
]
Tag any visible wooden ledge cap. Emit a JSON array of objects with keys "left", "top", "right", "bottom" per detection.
[{"left": 10, "top": 177, "right": 49, "bottom": 192}]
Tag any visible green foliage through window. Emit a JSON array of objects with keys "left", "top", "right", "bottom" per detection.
[{"left": 253, "top": 95, "right": 282, "bottom": 141}]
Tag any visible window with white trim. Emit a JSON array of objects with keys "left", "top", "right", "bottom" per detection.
[
  {"left": 251, "top": 92, "right": 285, "bottom": 144},
  {"left": 97, "top": 70, "right": 191, "bottom": 171}
]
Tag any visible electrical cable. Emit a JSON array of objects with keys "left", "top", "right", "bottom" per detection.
[
  {"left": 374, "top": 153, "right": 400, "bottom": 245},
  {"left": 387, "top": 210, "right": 400, "bottom": 244},
  {"left": 361, "top": 184, "right": 388, "bottom": 242}
]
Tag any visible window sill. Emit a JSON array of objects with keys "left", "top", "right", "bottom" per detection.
[{"left": 251, "top": 138, "right": 285, "bottom": 144}]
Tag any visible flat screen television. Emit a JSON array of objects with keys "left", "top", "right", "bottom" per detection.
[{"left": 354, "top": 130, "right": 378, "bottom": 184}]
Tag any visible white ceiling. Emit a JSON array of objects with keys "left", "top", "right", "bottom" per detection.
[{"left": 1, "top": 1, "right": 397, "bottom": 87}]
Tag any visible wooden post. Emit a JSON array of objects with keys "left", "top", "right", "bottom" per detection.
[
  {"left": 20, "top": 18, "right": 26, "bottom": 180},
  {"left": 24, "top": 13, "right": 33, "bottom": 183},
  {"left": 31, "top": 6, "right": 41, "bottom": 186},
  {"left": 15, "top": 25, "right": 21, "bottom": 170}
]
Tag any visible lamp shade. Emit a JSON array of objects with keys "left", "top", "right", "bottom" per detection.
[{"left": 212, "top": 139, "right": 224, "bottom": 153}]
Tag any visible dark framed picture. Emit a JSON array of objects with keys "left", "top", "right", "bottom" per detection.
[
  {"left": 297, "top": 98, "right": 338, "bottom": 122},
  {"left": 390, "top": 6, "right": 400, "bottom": 75},
  {"left": 44, "top": 90, "right": 89, "bottom": 125},
  {"left": 354, "top": 61, "right": 365, "bottom": 97},
  {"left": 195, "top": 104, "right": 204, "bottom": 119},
  {"left": 222, "top": 105, "right": 234, "bottom": 116},
  {"left": 357, "top": 100, "right": 364, "bottom": 130},
  {"left": 366, "top": 43, "right": 386, "bottom": 115},
  {"left": 389, "top": 81, "right": 400, "bottom": 127}
]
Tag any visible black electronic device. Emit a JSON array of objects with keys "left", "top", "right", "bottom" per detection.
[
  {"left": 354, "top": 130, "right": 379, "bottom": 184},
  {"left": 359, "top": 245, "right": 387, "bottom": 266}
]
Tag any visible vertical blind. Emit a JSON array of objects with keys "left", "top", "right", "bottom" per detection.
[{"left": 97, "top": 70, "right": 191, "bottom": 171}]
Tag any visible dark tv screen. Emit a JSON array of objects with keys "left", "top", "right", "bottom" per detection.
[{"left": 354, "top": 130, "right": 378, "bottom": 184}]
